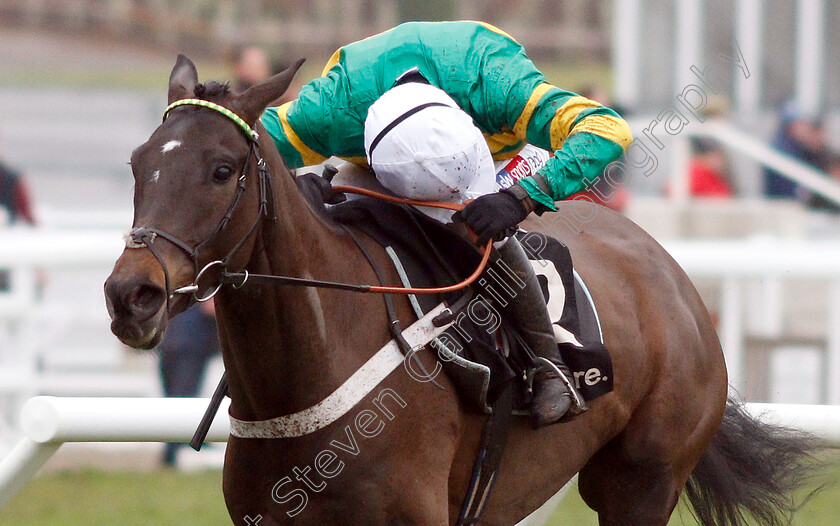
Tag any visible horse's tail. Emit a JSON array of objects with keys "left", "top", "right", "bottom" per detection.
[{"left": 683, "top": 396, "right": 825, "bottom": 526}]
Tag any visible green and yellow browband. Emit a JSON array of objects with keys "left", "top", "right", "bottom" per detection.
[{"left": 163, "top": 99, "right": 259, "bottom": 142}]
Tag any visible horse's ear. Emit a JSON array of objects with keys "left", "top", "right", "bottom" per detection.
[
  {"left": 168, "top": 54, "right": 198, "bottom": 104},
  {"left": 238, "top": 58, "right": 305, "bottom": 123}
]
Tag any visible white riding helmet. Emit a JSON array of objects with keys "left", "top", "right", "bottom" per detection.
[{"left": 364, "top": 82, "right": 496, "bottom": 220}]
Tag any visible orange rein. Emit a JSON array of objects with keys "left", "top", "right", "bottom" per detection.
[{"left": 332, "top": 185, "right": 492, "bottom": 295}]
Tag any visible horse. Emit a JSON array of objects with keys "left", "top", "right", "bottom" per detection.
[{"left": 104, "top": 55, "right": 819, "bottom": 526}]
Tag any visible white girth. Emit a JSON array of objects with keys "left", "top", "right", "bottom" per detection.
[{"left": 229, "top": 302, "right": 454, "bottom": 439}]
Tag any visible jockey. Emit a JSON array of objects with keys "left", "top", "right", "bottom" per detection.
[{"left": 261, "top": 20, "right": 632, "bottom": 428}]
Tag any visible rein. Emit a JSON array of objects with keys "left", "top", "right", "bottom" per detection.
[
  {"left": 127, "top": 98, "right": 492, "bottom": 306},
  {"left": 220, "top": 184, "right": 493, "bottom": 295}
]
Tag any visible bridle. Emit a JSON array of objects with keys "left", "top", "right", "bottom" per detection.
[
  {"left": 126, "top": 98, "right": 275, "bottom": 306},
  {"left": 132, "top": 98, "right": 495, "bottom": 452},
  {"left": 126, "top": 98, "right": 492, "bottom": 311}
]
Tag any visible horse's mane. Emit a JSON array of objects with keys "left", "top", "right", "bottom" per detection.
[{"left": 193, "top": 81, "right": 231, "bottom": 100}]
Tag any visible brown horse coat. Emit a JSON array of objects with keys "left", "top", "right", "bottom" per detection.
[{"left": 105, "top": 57, "right": 818, "bottom": 526}]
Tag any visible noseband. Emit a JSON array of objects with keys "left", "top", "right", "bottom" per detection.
[{"left": 126, "top": 99, "right": 275, "bottom": 306}]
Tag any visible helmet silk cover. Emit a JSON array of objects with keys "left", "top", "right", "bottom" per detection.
[{"left": 364, "top": 83, "right": 495, "bottom": 221}]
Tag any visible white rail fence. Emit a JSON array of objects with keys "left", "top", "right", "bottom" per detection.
[
  {"left": 1, "top": 396, "right": 839, "bottom": 511},
  {"left": 665, "top": 121, "right": 840, "bottom": 207},
  {"left": 663, "top": 237, "right": 840, "bottom": 404},
  {"left": 0, "top": 396, "right": 230, "bottom": 507},
  {"left": 0, "top": 227, "right": 130, "bottom": 439}
]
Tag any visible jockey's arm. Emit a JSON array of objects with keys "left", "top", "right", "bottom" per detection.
[
  {"left": 260, "top": 98, "right": 329, "bottom": 170},
  {"left": 508, "top": 85, "right": 633, "bottom": 211}
]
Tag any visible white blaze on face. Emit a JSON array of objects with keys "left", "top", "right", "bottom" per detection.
[
  {"left": 150, "top": 170, "right": 160, "bottom": 183},
  {"left": 161, "top": 140, "right": 183, "bottom": 154}
]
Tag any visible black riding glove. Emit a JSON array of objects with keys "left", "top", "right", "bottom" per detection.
[
  {"left": 453, "top": 186, "right": 532, "bottom": 245},
  {"left": 295, "top": 172, "right": 347, "bottom": 205}
]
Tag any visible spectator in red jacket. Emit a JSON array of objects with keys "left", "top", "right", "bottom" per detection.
[{"left": 688, "top": 138, "right": 733, "bottom": 198}]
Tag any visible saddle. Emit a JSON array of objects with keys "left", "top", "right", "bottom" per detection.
[{"left": 315, "top": 188, "right": 615, "bottom": 413}]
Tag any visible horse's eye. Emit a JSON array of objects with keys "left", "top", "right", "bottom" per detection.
[{"left": 212, "top": 166, "right": 234, "bottom": 183}]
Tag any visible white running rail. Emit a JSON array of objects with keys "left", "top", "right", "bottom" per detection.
[
  {"left": 1, "top": 396, "right": 839, "bottom": 509},
  {"left": 625, "top": 119, "right": 840, "bottom": 206},
  {"left": 0, "top": 396, "right": 231, "bottom": 507}
]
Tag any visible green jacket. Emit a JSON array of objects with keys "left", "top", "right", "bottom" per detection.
[{"left": 261, "top": 21, "right": 632, "bottom": 210}]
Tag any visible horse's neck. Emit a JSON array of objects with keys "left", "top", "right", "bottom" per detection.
[{"left": 218, "top": 158, "right": 391, "bottom": 421}]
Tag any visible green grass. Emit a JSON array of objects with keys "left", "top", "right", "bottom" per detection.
[
  {"left": 3, "top": 454, "right": 837, "bottom": 525},
  {"left": 1, "top": 469, "right": 230, "bottom": 526}
]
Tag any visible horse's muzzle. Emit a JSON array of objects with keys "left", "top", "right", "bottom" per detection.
[{"left": 104, "top": 274, "right": 168, "bottom": 349}]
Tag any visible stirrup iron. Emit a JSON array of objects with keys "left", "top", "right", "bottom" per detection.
[{"left": 532, "top": 356, "right": 587, "bottom": 415}]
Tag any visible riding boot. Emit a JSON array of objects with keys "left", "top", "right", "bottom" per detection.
[{"left": 495, "top": 237, "right": 586, "bottom": 428}]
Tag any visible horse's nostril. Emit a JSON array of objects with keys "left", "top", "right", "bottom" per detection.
[{"left": 130, "top": 283, "right": 166, "bottom": 315}]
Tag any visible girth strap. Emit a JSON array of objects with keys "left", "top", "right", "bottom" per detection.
[
  {"left": 379, "top": 242, "right": 514, "bottom": 525},
  {"left": 341, "top": 225, "right": 444, "bottom": 390},
  {"left": 229, "top": 303, "right": 455, "bottom": 438},
  {"left": 457, "top": 384, "right": 515, "bottom": 526}
]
